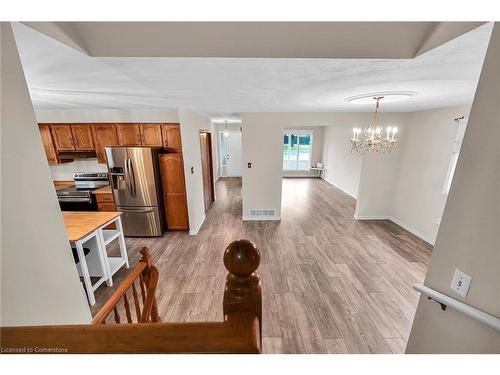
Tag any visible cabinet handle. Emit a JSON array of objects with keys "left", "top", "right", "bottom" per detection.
[{"left": 137, "top": 133, "right": 141, "bottom": 143}]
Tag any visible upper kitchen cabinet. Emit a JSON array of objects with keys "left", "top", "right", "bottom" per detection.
[
  {"left": 91, "top": 124, "right": 119, "bottom": 164},
  {"left": 71, "top": 124, "right": 94, "bottom": 150},
  {"left": 38, "top": 125, "right": 58, "bottom": 165},
  {"left": 50, "top": 124, "right": 94, "bottom": 151},
  {"left": 50, "top": 124, "right": 75, "bottom": 151},
  {"left": 116, "top": 124, "right": 142, "bottom": 146},
  {"left": 140, "top": 124, "right": 163, "bottom": 146},
  {"left": 162, "top": 123, "right": 182, "bottom": 152}
]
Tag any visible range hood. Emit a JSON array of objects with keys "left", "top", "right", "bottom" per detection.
[{"left": 57, "top": 150, "right": 98, "bottom": 161}]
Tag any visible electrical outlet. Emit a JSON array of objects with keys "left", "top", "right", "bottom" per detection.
[{"left": 450, "top": 269, "right": 472, "bottom": 298}]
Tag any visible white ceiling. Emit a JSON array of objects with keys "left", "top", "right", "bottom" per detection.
[{"left": 12, "top": 22, "right": 493, "bottom": 121}]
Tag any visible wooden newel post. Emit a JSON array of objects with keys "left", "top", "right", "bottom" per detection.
[
  {"left": 139, "top": 247, "right": 160, "bottom": 323},
  {"left": 223, "top": 239, "right": 262, "bottom": 340}
]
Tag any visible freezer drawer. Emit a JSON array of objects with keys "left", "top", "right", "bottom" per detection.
[{"left": 117, "top": 206, "right": 164, "bottom": 237}]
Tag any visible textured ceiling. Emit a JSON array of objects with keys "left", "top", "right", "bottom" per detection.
[{"left": 12, "top": 22, "right": 493, "bottom": 120}]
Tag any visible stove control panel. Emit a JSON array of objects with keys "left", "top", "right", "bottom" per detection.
[{"left": 73, "top": 172, "right": 109, "bottom": 181}]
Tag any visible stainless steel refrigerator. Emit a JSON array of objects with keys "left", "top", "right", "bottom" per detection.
[{"left": 105, "top": 147, "right": 166, "bottom": 236}]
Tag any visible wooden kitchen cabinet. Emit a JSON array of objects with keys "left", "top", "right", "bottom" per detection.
[
  {"left": 95, "top": 192, "right": 117, "bottom": 229},
  {"left": 51, "top": 125, "right": 75, "bottom": 151},
  {"left": 50, "top": 124, "right": 94, "bottom": 151},
  {"left": 71, "top": 124, "right": 94, "bottom": 150},
  {"left": 91, "top": 124, "right": 119, "bottom": 164},
  {"left": 140, "top": 124, "right": 163, "bottom": 146},
  {"left": 116, "top": 124, "right": 142, "bottom": 146},
  {"left": 162, "top": 123, "right": 182, "bottom": 152},
  {"left": 38, "top": 125, "right": 58, "bottom": 164},
  {"left": 159, "top": 153, "right": 189, "bottom": 230}
]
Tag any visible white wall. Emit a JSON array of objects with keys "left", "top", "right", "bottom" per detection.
[
  {"left": 35, "top": 108, "right": 179, "bottom": 123},
  {"left": 241, "top": 113, "right": 284, "bottom": 220},
  {"left": 178, "top": 108, "right": 213, "bottom": 235},
  {"left": 283, "top": 126, "right": 324, "bottom": 177},
  {"left": 407, "top": 24, "right": 500, "bottom": 353},
  {"left": 391, "top": 105, "right": 471, "bottom": 244},
  {"left": 1, "top": 23, "right": 91, "bottom": 326},
  {"left": 35, "top": 109, "right": 179, "bottom": 180},
  {"left": 322, "top": 126, "right": 363, "bottom": 198},
  {"left": 355, "top": 147, "right": 403, "bottom": 218}
]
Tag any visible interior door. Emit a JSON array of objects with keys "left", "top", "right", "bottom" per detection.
[
  {"left": 226, "top": 132, "right": 242, "bottom": 176},
  {"left": 51, "top": 125, "right": 74, "bottom": 151},
  {"left": 117, "top": 124, "right": 141, "bottom": 146},
  {"left": 71, "top": 124, "right": 94, "bottom": 150},
  {"left": 140, "top": 124, "right": 163, "bottom": 146},
  {"left": 199, "top": 131, "right": 214, "bottom": 212}
]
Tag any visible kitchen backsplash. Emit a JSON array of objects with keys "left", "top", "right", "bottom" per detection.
[{"left": 50, "top": 159, "right": 108, "bottom": 180}]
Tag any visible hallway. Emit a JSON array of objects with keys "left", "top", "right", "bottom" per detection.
[{"left": 93, "top": 177, "right": 432, "bottom": 353}]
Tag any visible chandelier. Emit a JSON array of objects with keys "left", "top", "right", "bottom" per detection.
[{"left": 351, "top": 96, "right": 398, "bottom": 154}]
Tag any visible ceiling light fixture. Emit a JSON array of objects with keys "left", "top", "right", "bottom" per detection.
[{"left": 351, "top": 96, "right": 398, "bottom": 154}]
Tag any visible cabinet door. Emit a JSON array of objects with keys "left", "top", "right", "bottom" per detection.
[
  {"left": 51, "top": 125, "right": 75, "bottom": 151},
  {"left": 162, "top": 123, "right": 182, "bottom": 152},
  {"left": 159, "top": 154, "right": 189, "bottom": 230},
  {"left": 116, "top": 124, "right": 142, "bottom": 146},
  {"left": 71, "top": 124, "right": 94, "bottom": 150},
  {"left": 38, "top": 125, "right": 58, "bottom": 164},
  {"left": 91, "top": 124, "right": 119, "bottom": 164},
  {"left": 97, "top": 199, "right": 116, "bottom": 229},
  {"left": 140, "top": 124, "right": 163, "bottom": 146}
]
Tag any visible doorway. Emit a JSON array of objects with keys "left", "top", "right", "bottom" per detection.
[
  {"left": 221, "top": 131, "right": 242, "bottom": 177},
  {"left": 199, "top": 131, "right": 215, "bottom": 212}
]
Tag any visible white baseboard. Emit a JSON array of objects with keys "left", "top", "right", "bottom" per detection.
[
  {"left": 353, "top": 214, "right": 435, "bottom": 245},
  {"left": 188, "top": 215, "right": 206, "bottom": 236},
  {"left": 354, "top": 214, "right": 392, "bottom": 220},
  {"left": 390, "top": 216, "right": 435, "bottom": 245},
  {"left": 242, "top": 215, "right": 281, "bottom": 221},
  {"left": 322, "top": 177, "right": 357, "bottom": 199}
]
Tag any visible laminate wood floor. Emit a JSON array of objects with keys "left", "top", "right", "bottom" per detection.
[{"left": 92, "top": 177, "right": 432, "bottom": 354}]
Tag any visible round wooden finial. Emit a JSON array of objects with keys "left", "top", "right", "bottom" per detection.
[
  {"left": 223, "top": 239, "right": 260, "bottom": 277},
  {"left": 139, "top": 247, "right": 149, "bottom": 258}
]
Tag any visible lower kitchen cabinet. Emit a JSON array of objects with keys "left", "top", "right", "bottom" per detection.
[{"left": 96, "top": 192, "right": 117, "bottom": 229}]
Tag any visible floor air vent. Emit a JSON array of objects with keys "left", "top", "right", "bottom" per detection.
[{"left": 249, "top": 209, "right": 276, "bottom": 217}]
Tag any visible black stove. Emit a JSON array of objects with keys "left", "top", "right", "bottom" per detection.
[{"left": 57, "top": 172, "right": 109, "bottom": 211}]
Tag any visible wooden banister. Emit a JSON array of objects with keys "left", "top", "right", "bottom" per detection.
[
  {"left": 92, "top": 247, "right": 159, "bottom": 324},
  {"left": 0, "top": 240, "right": 262, "bottom": 354},
  {"left": 223, "top": 239, "right": 262, "bottom": 344}
]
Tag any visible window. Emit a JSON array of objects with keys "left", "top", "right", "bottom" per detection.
[
  {"left": 219, "top": 132, "right": 227, "bottom": 166},
  {"left": 283, "top": 130, "right": 313, "bottom": 170},
  {"left": 443, "top": 119, "right": 467, "bottom": 195}
]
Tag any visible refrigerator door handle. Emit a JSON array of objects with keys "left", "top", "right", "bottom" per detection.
[
  {"left": 128, "top": 157, "right": 137, "bottom": 197},
  {"left": 124, "top": 158, "right": 132, "bottom": 196},
  {"left": 119, "top": 207, "right": 155, "bottom": 213}
]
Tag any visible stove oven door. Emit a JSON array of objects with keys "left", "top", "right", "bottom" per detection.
[{"left": 58, "top": 197, "right": 98, "bottom": 211}]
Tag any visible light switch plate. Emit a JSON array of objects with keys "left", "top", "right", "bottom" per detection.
[{"left": 450, "top": 269, "right": 472, "bottom": 298}]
